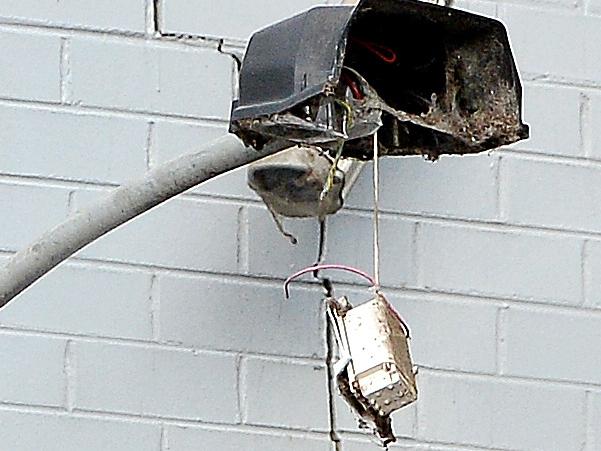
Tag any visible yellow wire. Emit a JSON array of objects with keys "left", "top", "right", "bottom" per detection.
[{"left": 320, "top": 99, "right": 354, "bottom": 201}]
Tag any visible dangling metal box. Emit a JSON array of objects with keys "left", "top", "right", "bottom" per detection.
[
  {"left": 230, "top": 0, "right": 529, "bottom": 160},
  {"left": 344, "top": 296, "right": 417, "bottom": 416}
]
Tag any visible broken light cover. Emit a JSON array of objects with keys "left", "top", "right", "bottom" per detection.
[
  {"left": 247, "top": 145, "right": 364, "bottom": 219},
  {"left": 230, "top": 0, "right": 529, "bottom": 160}
]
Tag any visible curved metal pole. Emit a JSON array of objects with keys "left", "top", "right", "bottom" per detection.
[{"left": 0, "top": 134, "right": 289, "bottom": 309}]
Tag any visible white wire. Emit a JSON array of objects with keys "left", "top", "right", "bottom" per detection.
[{"left": 373, "top": 131, "right": 381, "bottom": 289}]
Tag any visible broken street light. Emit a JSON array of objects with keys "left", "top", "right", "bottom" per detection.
[
  {"left": 234, "top": 0, "right": 530, "bottom": 446},
  {"left": 230, "top": 0, "right": 529, "bottom": 160}
]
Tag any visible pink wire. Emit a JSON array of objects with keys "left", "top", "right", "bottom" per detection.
[{"left": 284, "top": 264, "right": 376, "bottom": 298}]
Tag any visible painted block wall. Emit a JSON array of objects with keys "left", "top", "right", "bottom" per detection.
[{"left": 0, "top": 0, "right": 599, "bottom": 450}]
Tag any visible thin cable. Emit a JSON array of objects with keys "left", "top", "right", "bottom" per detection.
[
  {"left": 373, "top": 131, "right": 381, "bottom": 289},
  {"left": 284, "top": 264, "right": 376, "bottom": 298}
]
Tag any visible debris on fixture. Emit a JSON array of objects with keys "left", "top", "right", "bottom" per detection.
[
  {"left": 285, "top": 265, "right": 417, "bottom": 447},
  {"left": 230, "top": 0, "right": 529, "bottom": 161}
]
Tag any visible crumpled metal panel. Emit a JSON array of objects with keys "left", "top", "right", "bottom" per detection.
[{"left": 230, "top": 0, "right": 528, "bottom": 159}]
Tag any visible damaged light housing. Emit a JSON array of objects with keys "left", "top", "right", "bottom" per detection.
[{"left": 230, "top": 0, "right": 529, "bottom": 160}]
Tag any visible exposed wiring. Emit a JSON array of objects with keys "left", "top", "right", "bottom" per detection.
[
  {"left": 341, "top": 71, "right": 364, "bottom": 100},
  {"left": 284, "top": 264, "right": 376, "bottom": 298},
  {"left": 320, "top": 142, "right": 345, "bottom": 202},
  {"left": 334, "top": 99, "right": 354, "bottom": 128},
  {"left": 320, "top": 99, "right": 353, "bottom": 203},
  {"left": 350, "top": 37, "right": 398, "bottom": 64},
  {"left": 265, "top": 203, "right": 298, "bottom": 245},
  {"left": 372, "top": 131, "right": 381, "bottom": 289}
]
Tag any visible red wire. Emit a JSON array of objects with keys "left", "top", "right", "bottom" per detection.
[
  {"left": 341, "top": 72, "right": 364, "bottom": 100},
  {"left": 351, "top": 37, "right": 398, "bottom": 64},
  {"left": 284, "top": 264, "right": 376, "bottom": 298}
]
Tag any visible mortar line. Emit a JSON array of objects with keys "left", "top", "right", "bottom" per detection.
[
  {"left": 580, "top": 92, "right": 592, "bottom": 158},
  {"left": 145, "top": 121, "right": 156, "bottom": 170},
  {"left": 412, "top": 222, "right": 423, "bottom": 288},
  {"left": 4, "top": 165, "right": 601, "bottom": 244},
  {"left": 495, "top": 305, "right": 509, "bottom": 375},
  {"left": 59, "top": 37, "right": 72, "bottom": 104},
  {"left": 581, "top": 240, "right": 589, "bottom": 307},
  {"left": 160, "top": 424, "right": 169, "bottom": 451},
  {"left": 0, "top": 401, "right": 509, "bottom": 450},
  {"left": 66, "top": 190, "right": 76, "bottom": 216},
  {"left": 144, "top": 0, "right": 158, "bottom": 37},
  {"left": 63, "top": 340, "right": 76, "bottom": 412},
  {"left": 234, "top": 354, "right": 244, "bottom": 425},
  {"left": 5, "top": 320, "right": 601, "bottom": 390},
  {"left": 149, "top": 274, "right": 161, "bottom": 341},
  {"left": 584, "top": 390, "right": 594, "bottom": 451},
  {"left": 0, "top": 19, "right": 246, "bottom": 50},
  {"left": 494, "top": 155, "right": 504, "bottom": 221},
  {"left": 525, "top": 75, "right": 601, "bottom": 92},
  {"left": 153, "top": 0, "right": 161, "bottom": 35},
  {"left": 0, "top": 96, "right": 229, "bottom": 126},
  {"left": 237, "top": 355, "right": 248, "bottom": 424},
  {"left": 3, "top": 247, "right": 601, "bottom": 319},
  {"left": 236, "top": 206, "right": 250, "bottom": 274}
]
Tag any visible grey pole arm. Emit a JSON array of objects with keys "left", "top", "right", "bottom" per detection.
[{"left": 0, "top": 134, "right": 288, "bottom": 309}]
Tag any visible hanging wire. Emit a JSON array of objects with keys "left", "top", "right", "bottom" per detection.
[
  {"left": 284, "top": 264, "right": 376, "bottom": 298},
  {"left": 372, "top": 131, "right": 381, "bottom": 290}
]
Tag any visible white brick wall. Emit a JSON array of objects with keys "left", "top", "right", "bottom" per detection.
[{"left": 0, "top": 0, "right": 600, "bottom": 450}]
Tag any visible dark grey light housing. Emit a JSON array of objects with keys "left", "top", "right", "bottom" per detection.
[{"left": 230, "top": 0, "right": 529, "bottom": 160}]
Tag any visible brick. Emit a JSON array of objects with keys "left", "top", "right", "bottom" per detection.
[
  {"left": 0, "top": 265, "right": 153, "bottom": 340},
  {"left": 504, "top": 307, "right": 601, "bottom": 384},
  {"left": 0, "top": 334, "right": 65, "bottom": 406},
  {"left": 507, "top": 85, "right": 581, "bottom": 157},
  {"left": 167, "top": 426, "right": 329, "bottom": 451},
  {"left": 0, "top": 106, "right": 147, "bottom": 183},
  {"left": 160, "top": 275, "right": 323, "bottom": 358},
  {"left": 246, "top": 205, "right": 321, "bottom": 278},
  {"left": 326, "top": 213, "right": 415, "bottom": 287},
  {"left": 346, "top": 155, "right": 498, "bottom": 220},
  {"left": 75, "top": 342, "right": 238, "bottom": 422},
  {"left": 241, "top": 358, "right": 328, "bottom": 430},
  {"left": 502, "top": 157, "right": 601, "bottom": 234},
  {"left": 387, "top": 293, "right": 498, "bottom": 373},
  {"left": 162, "top": 0, "right": 325, "bottom": 40},
  {"left": 499, "top": 6, "right": 585, "bottom": 80},
  {"left": 0, "top": 183, "right": 68, "bottom": 250},
  {"left": 418, "top": 223, "right": 582, "bottom": 304},
  {"left": 155, "top": 48, "right": 233, "bottom": 119},
  {"left": 0, "top": 31, "right": 61, "bottom": 101},
  {"left": 74, "top": 191, "right": 239, "bottom": 273},
  {"left": 71, "top": 39, "right": 232, "bottom": 118},
  {"left": 151, "top": 121, "right": 253, "bottom": 199},
  {"left": 0, "top": 411, "right": 160, "bottom": 451},
  {"left": 418, "top": 372, "right": 586, "bottom": 450},
  {"left": 0, "top": 0, "right": 146, "bottom": 32}
]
